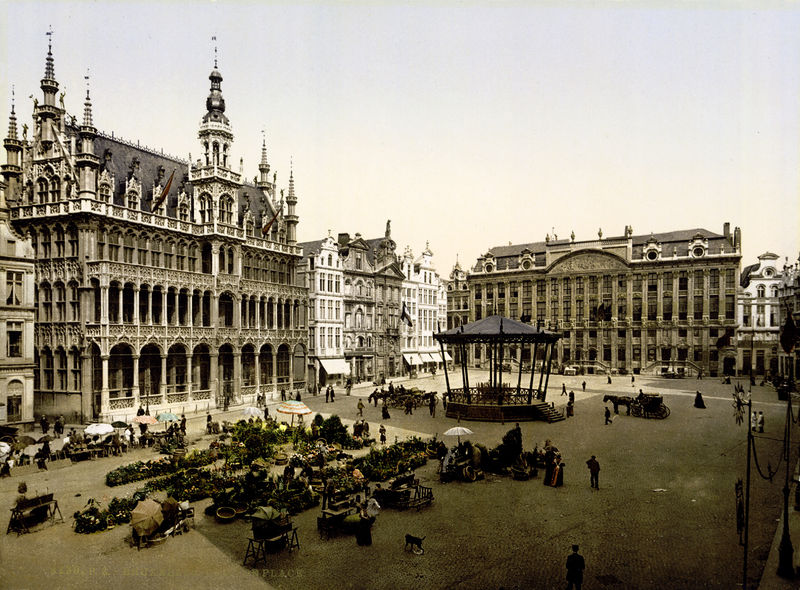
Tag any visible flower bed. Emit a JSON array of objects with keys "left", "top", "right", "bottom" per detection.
[
  {"left": 105, "top": 449, "right": 216, "bottom": 487},
  {"left": 73, "top": 492, "right": 146, "bottom": 534},
  {"left": 352, "top": 437, "right": 429, "bottom": 482}
]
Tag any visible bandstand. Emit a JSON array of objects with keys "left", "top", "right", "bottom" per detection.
[{"left": 435, "top": 315, "right": 562, "bottom": 422}]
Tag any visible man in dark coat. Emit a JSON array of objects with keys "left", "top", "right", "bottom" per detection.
[
  {"left": 604, "top": 407, "right": 612, "bottom": 425},
  {"left": 586, "top": 455, "right": 600, "bottom": 489},
  {"left": 566, "top": 545, "right": 585, "bottom": 589}
]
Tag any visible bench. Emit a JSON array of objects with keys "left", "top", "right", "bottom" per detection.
[
  {"left": 7, "top": 494, "right": 63, "bottom": 535},
  {"left": 244, "top": 527, "right": 299, "bottom": 566},
  {"left": 317, "top": 507, "right": 355, "bottom": 539}
]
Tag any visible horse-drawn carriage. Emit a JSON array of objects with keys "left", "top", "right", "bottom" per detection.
[
  {"left": 603, "top": 392, "right": 670, "bottom": 419},
  {"left": 0, "top": 424, "right": 19, "bottom": 444}
]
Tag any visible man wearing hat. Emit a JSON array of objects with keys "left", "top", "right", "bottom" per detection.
[
  {"left": 566, "top": 544, "right": 585, "bottom": 589},
  {"left": 586, "top": 455, "right": 600, "bottom": 489}
]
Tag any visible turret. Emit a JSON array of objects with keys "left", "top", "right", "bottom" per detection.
[
  {"left": 37, "top": 30, "right": 61, "bottom": 150},
  {"left": 2, "top": 89, "right": 23, "bottom": 196},
  {"left": 197, "top": 52, "right": 233, "bottom": 171},
  {"left": 76, "top": 76, "right": 99, "bottom": 199},
  {"left": 257, "top": 134, "right": 270, "bottom": 187},
  {"left": 285, "top": 163, "right": 298, "bottom": 245}
]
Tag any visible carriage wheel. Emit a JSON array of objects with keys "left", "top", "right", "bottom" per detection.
[
  {"left": 0, "top": 435, "right": 14, "bottom": 444},
  {"left": 631, "top": 404, "right": 643, "bottom": 418},
  {"left": 462, "top": 465, "right": 477, "bottom": 482},
  {"left": 656, "top": 405, "right": 671, "bottom": 419}
]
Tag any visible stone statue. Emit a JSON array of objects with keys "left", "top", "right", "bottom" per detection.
[
  {"left": 22, "top": 124, "right": 28, "bottom": 140},
  {"left": 59, "top": 92, "right": 65, "bottom": 110},
  {"left": 386, "top": 219, "right": 391, "bottom": 237}
]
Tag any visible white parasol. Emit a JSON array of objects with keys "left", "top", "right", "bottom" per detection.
[
  {"left": 242, "top": 406, "right": 264, "bottom": 418},
  {"left": 444, "top": 426, "right": 474, "bottom": 445},
  {"left": 85, "top": 423, "right": 114, "bottom": 436},
  {"left": 276, "top": 400, "right": 312, "bottom": 425}
]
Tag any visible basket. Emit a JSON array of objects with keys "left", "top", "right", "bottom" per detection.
[{"left": 215, "top": 506, "right": 236, "bottom": 523}]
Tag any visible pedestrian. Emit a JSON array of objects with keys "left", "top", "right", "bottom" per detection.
[
  {"left": 280, "top": 388, "right": 287, "bottom": 402},
  {"left": 694, "top": 391, "right": 706, "bottom": 409},
  {"left": 751, "top": 410, "right": 758, "bottom": 432},
  {"left": 562, "top": 383, "right": 567, "bottom": 396},
  {"left": 569, "top": 390, "right": 575, "bottom": 404},
  {"left": 325, "top": 385, "right": 330, "bottom": 403},
  {"left": 206, "top": 413, "right": 212, "bottom": 434},
  {"left": 586, "top": 455, "right": 600, "bottom": 489},
  {"left": 382, "top": 400, "right": 390, "bottom": 420},
  {"left": 295, "top": 390, "right": 301, "bottom": 402},
  {"left": 357, "top": 399, "right": 365, "bottom": 417},
  {"left": 697, "top": 368, "right": 703, "bottom": 380},
  {"left": 330, "top": 386, "right": 336, "bottom": 403},
  {"left": 757, "top": 411, "right": 764, "bottom": 433},
  {"left": 565, "top": 545, "right": 586, "bottom": 590},
  {"left": 604, "top": 407, "right": 612, "bottom": 425},
  {"left": 442, "top": 392, "right": 447, "bottom": 412},
  {"left": 137, "top": 405, "right": 145, "bottom": 416},
  {"left": 379, "top": 424, "right": 387, "bottom": 445},
  {"left": 631, "top": 375, "right": 635, "bottom": 387},
  {"left": 581, "top": 380, "right": 586, "bottom": 392},
  {"left": 429, "top": 394, "right": 437, "bottom": 417},
  {"left": 180, "top": 414, "right": 187, "bottom": 435},
  {"left": 39, "top": 414, "right": 50, "bottom": 435},
  {"left": 607, "top": 375, "right": 612, "bottom": 385}
]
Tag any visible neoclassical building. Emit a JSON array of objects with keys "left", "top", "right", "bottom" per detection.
[
  {"left": 466, "top": 224, "right": 741, "bottom": 377},
  {"left": 2, "top": 40, "right": 308, "bottom": 421},
  {"left": 737, "top": 252, "right": 782, "bottom": 377}
]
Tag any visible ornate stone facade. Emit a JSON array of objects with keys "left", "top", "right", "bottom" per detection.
[
  {"left": 466, "top": 224, "right": 742, "bottom": 377},
  {"left": 3, "top": 39, "right": 308, "bottom": 421}
]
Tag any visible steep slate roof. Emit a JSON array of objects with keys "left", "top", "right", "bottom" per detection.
[
  {"left": 474, "top": 228, "right": 730, "bottom": 272},
  {"left": 297, "top": 238, "right": 326, "bottom": 258},
  {"left": 93, "top": 132, "right": 271, "bottom": 224}
]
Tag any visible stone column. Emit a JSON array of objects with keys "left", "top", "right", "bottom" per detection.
[
  {"left": 132, "top": 354, "right": 140, "bottom": 400},
  {"left": 272, "top": 353, "right": 278, "bottom": 399},
  {"left": 233, "top": 351, "right": 242, "bottom": 402},
  {"left": 101, "top": 355, "right": 109, "bottom": 415},
  {"left": 209, "top": 352, "right": 219, "bottom": 407},
  {"left": 133, "top": 287, "right": 140, "bottom": 325},
  {"left": 117, "top": 289, "right": 123, "bottom": 325},
  {"left": 211, "top": 293, "right": 219, "bottom": 328},
  {"left": 255, "top": 353, "right": 261, "bottom": 394},
  {"left": 187, "top": 354, "right": 193, "bottom": 398},
  {"left": 288, "top": 350, "right": 294, "bottom": 390},
  {"left": 80, "top": 350, "right": 93, "bottom": 422},
  {"left": 161, "top": 354, "right": 167, "bottom": 397},
  {"left": 161, "top": 289, "right": 167, "bottom": 326},
  {"left": 101, "top": 285, "right": 109, "bottom": 323},
  {"left": 146, "top": 289, "right": 152, "bottom": 324}
]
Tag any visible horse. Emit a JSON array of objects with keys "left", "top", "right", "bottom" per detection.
[{"left": 603, "top": 394, "right": 634, "bottom": 415}]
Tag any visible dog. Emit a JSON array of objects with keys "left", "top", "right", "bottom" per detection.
[{"left": 404, "top": 533, "right": 425, "bottom": 555}]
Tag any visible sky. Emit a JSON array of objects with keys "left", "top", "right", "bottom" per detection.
[{"left": 2, "top": 1, "right": 799, "bottom": 277}]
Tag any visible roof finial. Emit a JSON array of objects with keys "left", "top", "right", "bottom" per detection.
[
  {"left": 44, "top": 26, "right": 55, "bottom": 80},
  {"left": 7, "top": 85, "right": 18, "bottom": 140},
  {"left": 83, "top": 69, "right": 93, "bottom": 126},
  {"left": 212, "top": 35, "right": 218, "bottom": 68}
]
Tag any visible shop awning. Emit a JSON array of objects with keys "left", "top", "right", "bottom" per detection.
[
  {"left": 442, "top": 351, "right": 453, "bottom": 362},
  {"left": 319, "top": 358, "right": 351, "bottom": 375},
  {"left": 420, "top": 353, "right": 436, "bottom": 363},
  {"left": 403, "top": 353, "right": 424, "bottom": 366}
]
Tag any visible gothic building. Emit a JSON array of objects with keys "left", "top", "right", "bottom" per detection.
[
  {"left": 2, "top": 39, "right": 308, "bottom": 421},
  {"left": 466, "top": 224, "right": 741, "bottom": 377}
]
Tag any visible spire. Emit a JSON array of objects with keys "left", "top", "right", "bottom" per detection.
[
  {"left": 287, "top": 160, "right": 296, "bottom": 201},
  {"left": 82, "top": 73, "right": 93, "bottom": 127},
  {"left": 7, "top": 86, "right": 18, "bottom": 140},
  {"left": 203, "top": 36, "right": 228, "bottom": 124},
  {"left": 259, "top": 130, "right": 270, "bottom": 172},
  {"left": 44, "top": 27, "right": 55, "bottom": 80}
]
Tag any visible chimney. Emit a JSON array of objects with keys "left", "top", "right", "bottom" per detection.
[
  {"left": 723, "top": 222, "right": 730, "bottom": 239},
  {"left": 337, "top": 233, "right": 350, "bottom": 246},
  {"left": 734, "top": 227, "right": 741, "bottom": 252}
]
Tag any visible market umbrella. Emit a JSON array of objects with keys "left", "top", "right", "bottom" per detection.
[
  {"left": 23, "top": 443, "right": 42, "bottom": 456},
  {"left": 130, "top": 499, "right": 164, "bottom": 536},
  {"left": 111, "top": 421, "right": 128, "bottom": 429},
  {"left": 242, "top": 407, "right": 263, "bottom": 418},
  {"left": 133, "top": 414, "right": 158, "bottom": 425},
  {"left": 156, "top": 412, "right": 179, "bottom": 422},
  {"left": 0, "top": 441, "right": 10, "bottom": 457},
  {"left": 17, "top": 435, "right": 36, "bottom": 446},
  {"left": 276, "top": 400, "right": 312, "bottom": 425},
  {"left": 161, "top": 497, "right": 180, "bottom": 522},
  {"left": 85, "top": 423, "right": 114, "bottom": 436},
  {"left": 37, "top": 434, "right": 54, "bottom": 443},
  {"left": 444, "top": 426, "right": 474, "bottom": 445}
]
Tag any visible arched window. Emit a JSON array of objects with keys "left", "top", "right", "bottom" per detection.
[
  {"left": 127, "top": 190, "right": 138, "bottom": 209},
  {"left": 98, "top": 183, "right": 111, "bottom": 203},
  {"left": 771, "top": 285, "right": 778, "bottom": 298},
  {"left": 199, "top": 194, "right": 212, "bottom": 224},
  {"left": 757, "top": 285, "right": 765, "bottom": 298},
  {"left": 49, "top": 177, "right": 61, "bottom": 202},
  {"left": 219, "top": 195, "right": 233, "bottom": 225},
  {"left": 37, "top": 178, "right": 49, "bottom": 203}
]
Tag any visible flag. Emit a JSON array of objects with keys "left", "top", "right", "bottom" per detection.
[
  {"left": 261, "top": 207, "right": 280, "bottom": 236},
  {"left": 596, "top": 303, "right": 605, "bottom": 321},
  {"left": 780, "top": 311, "right": 797, "bottom": 354},
  {"left": 740, "top": 263, "right": 760, "bottom": 289},
  {"left": 715, "top": 329, "right": 731, "bottom": 350},
  {"left": 151, "top": 169, "right": 175, "bottom": 213},
  {"left": 401, "top": 302, "right": 413, "bottom": 328}
]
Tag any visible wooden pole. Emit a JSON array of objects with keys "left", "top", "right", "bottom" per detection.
[
  {"left": 528, "top": 342, "right": 538, "bottom": 404},
  {"left": 542, "top": 341, "right": 554, "bottom": 403},
  {"left": 516, "top": 342, "right": 523, "bottom": 396},
  {"left": 537, "top": 343, "right": 547, "bottom": 399},
  {"left": 439, "top": 340, "right": 451, "bottom": 394}
]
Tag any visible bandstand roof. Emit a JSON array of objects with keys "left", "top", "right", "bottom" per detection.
[{"left": 435, "top": 315, "right": 561, "bottom": 344}]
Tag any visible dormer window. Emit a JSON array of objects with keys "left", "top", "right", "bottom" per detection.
[{"left": 692, "top": 246, "right": 705, "bottom": 258}]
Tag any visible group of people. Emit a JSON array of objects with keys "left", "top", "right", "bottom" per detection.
[{"left": 324, "top": 385, "right": 337, "bottom": 403}]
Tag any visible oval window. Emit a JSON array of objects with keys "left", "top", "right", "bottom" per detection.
[
  {"left": 647, "top": 250, "right": 658, "bottom": 261},
  {"left": 692, "top": 246, "right": 704, "bottom": 258}
]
